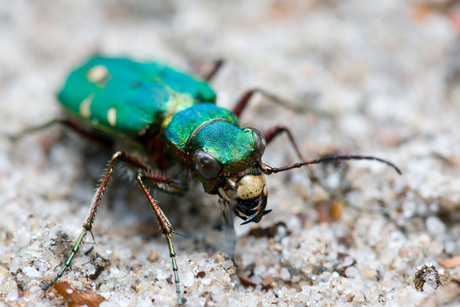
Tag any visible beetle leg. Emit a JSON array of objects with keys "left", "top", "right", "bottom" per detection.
[
  {"left": 136, "top": 173, "right": 183, "bottom": 306},
  {"left": 263, "top": 125, "right": 317, "bottom": 180},
  {"left": 232, "top": 88, "right": 328, "bottom": 118},
  {"left": 10, "top": 115, "right": 113, "bottom": 146},
  {"left": 43, "top": 151, "right": 133, "bottom": 291},
  {"left": 264, "top": 126, "right": 308, "bottom": 162},
  {"left": 262, "top": 126, "right": 350, "bottom": 210},
  {"left": 202, "top": 59, "right": 225, "bottom": 81},
  {"left": 43, "top": 151, "right": 187, "bottom": 305},
  {"left": 262, "top": 125, "right": 392, "bottom": 215},
  {"left": 233, "top": 88, "right": 295, "bottom": 118},
  {"left": 232, "top": 89, "right": 256, "bottom": 118},
  {"left": 139, "top": 171, "right": 188, "bottom": 196}
]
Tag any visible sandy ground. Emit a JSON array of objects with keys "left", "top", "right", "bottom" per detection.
[{"left": 2, "top": 1, "right": 460, "bottom": 306}]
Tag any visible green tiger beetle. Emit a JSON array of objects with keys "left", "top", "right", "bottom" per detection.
[{"left": 14, "top": 56, "right": 401, "bottom": 305}]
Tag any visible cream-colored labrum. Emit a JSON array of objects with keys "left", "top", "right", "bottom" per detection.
[{"left": 218, "top": 174, "right": 267, "bottom": 203}]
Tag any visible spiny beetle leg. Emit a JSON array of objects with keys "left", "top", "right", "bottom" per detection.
[
  {"left": 43, "top": 151, "right": 144, "bottom": 291},
  {"left": 44, "top": 150, "right": 187, "bottom": 305},
  {"left": 136, "top": 173, "right": 183, "bottom": 306},
  {"left": 140, "top": 172, "right": 188, "bottom": 196},
  {"left": 232, "top": 89, "right": 256, "bottom": 118}
]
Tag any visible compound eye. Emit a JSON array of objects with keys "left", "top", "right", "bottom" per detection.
[
  {"left": 252, "top": 128, "right": 266, "bottom": 157},
  {"left": 193, "top": 149, "right": 222, "bottom": 180}
]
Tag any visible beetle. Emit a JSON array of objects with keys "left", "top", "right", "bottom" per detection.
[{"left": 14, "top": 56, "right": 401, "bottom": 305}]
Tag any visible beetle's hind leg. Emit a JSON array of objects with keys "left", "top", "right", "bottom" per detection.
[
  {"left": 7, "top": 118, "right": 63, "bottom": 141},
  {"left": 9, "top": 115, "right": 113, "bottom": 146}
]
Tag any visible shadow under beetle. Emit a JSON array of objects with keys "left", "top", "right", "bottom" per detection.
[{"left": 15, "top": 56, "right": 401, "bottom": 305}]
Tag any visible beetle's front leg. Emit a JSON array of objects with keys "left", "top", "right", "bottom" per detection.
[
  {"left": 43, "top": 151, "right": 188, "bottom": 305},
  {"left": 136, "top": 173, "right": 185, "bottom": 306},
  {"left": 43, "top": 151, "right": 143, "bottom": 291},
  {"left": 139, "top": 171, "right": 188, "bottom": 196}
]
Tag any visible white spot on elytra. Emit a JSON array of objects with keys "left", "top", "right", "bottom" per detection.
[
  {"left": 79, "top": 93, "right": 94, "bottom": 118},
  {"left": 87, "top": 65, "right": 108, "bottom": 83},
  {"left": 107, "top": 107, "right": 117, "bottom": 127}
]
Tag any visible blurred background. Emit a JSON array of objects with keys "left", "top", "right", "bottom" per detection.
[{"left": 2, "top": 0, "right": 460, "bottom": 305}]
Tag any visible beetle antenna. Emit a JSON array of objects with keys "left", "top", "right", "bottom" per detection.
[{"left": 261, "top": 155, "right": 402, "bottom": 175}]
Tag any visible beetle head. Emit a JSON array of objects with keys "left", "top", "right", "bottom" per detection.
[{"left": 190, "top": 124, "right": 271, "bottom": 224}]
